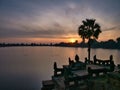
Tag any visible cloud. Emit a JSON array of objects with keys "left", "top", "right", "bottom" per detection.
[
  {"left": 0, "top": 20, "right": 77, "bottom": 38},
  {"left": 103, "top": 25, "right": 120, "bottom": 31},
  {"left": 0, "top": 1, "right": 80, "bottom": 38},
  {"left": 0, "top": 0, "right": 120, "bottom": 42}
]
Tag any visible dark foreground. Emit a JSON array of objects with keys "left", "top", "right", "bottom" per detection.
[{"left": 41, "top": 55, "right": 120, "bottom": 90}]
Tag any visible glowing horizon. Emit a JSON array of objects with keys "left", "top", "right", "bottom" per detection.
[{"left": 0, "top": 0, "right": 120, "bottom": 43}]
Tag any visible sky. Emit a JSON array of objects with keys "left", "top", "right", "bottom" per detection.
[{"left": 0, "top": 0, "right": 120, "bottom": 43}]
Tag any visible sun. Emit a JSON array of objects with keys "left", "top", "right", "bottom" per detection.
[{"left": 69, "top": 38, "right": 76, "bottom": 43}]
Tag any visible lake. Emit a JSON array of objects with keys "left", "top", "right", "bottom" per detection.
[{"left": 0, "top": 46, "right": 120, "bottom": 90}]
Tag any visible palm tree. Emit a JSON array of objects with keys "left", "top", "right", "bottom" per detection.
[{"left": 78, "top": 19, "right": 102, "bottom": 61}]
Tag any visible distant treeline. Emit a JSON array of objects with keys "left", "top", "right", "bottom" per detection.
[
  {"left": 0, "top": 43, "right": 51, "bottom": 47},
  {"left": 0, "top": 37, "right": 120, "bottom": 49},
  {"left": 54, "top": 37, "right": 120, "bottom": 49}
]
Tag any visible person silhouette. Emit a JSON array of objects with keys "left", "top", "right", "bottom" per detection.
[
  {"left": 75, "top": 54, "right": 79, "bottom": 62},
  {"left": 74, "top": 54, "right": 86, "bottom": 70},
  {"left": 110, "top": 55, "right": 113, "bottom": 61}
]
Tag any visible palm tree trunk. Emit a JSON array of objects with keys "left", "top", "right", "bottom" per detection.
[
  {"left": 82, "top": 36, "right": 85, "bottom": 43},
  {"left": 88, "top": 39, "right": 91, "bottom": 61}
]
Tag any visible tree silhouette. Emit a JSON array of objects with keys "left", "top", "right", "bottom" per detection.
[
  {"left": 78, "top": 19, "right": 102, "bottom": 60},
  {"left": 117, "top": 37, "right": 120, "bottom": 43}
]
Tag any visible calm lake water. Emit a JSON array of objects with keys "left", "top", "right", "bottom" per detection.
[{"left": 0, "top": 46, "right": 120, "bottom": 90}]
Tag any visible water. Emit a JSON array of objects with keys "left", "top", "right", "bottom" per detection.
[{"left": 0, "top": 46, "right": 120, "bottom": 90}]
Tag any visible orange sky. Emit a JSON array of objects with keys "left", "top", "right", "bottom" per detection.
[{"left": 0, "top": 0, "right": 120, "bottom": 43}]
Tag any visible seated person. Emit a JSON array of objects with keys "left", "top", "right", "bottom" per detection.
[{"left": 71, "top": 54, "right": 86, "bottom": 70}]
